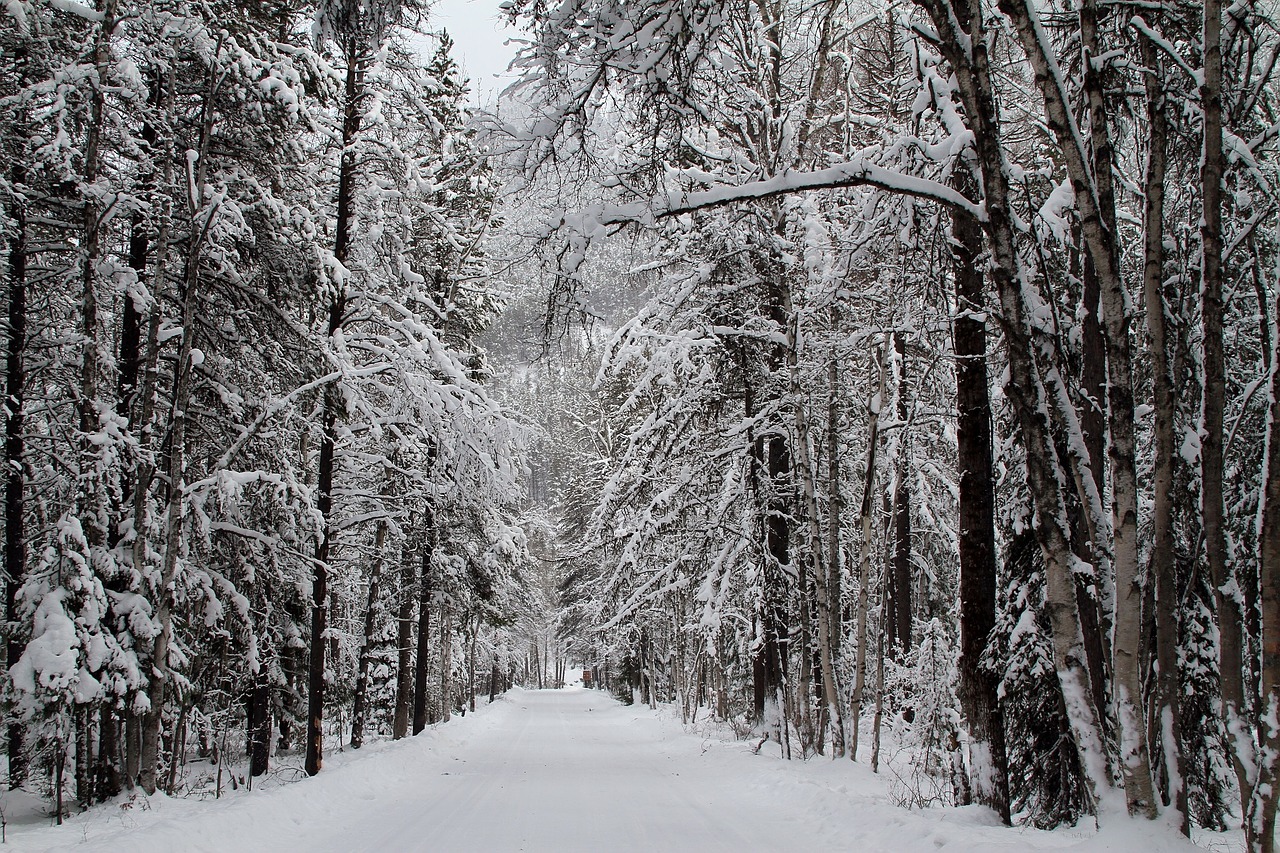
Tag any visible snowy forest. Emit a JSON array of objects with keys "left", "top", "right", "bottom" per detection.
[{"left": 2, "top": 0, "right": 1280, "bottom": 850}]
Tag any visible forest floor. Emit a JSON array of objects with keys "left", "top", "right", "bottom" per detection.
[{"left": 0, "top": 687, "right": 1234, "bottom": 852}]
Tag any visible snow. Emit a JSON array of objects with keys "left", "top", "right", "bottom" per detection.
[
  {"left": 3, "top": 687, "right": 1217, "bottom": 852},
  {"left": 570, "top": 159, "right": 987, "bottom": 236},
  {"left": 45, "top": 0, "right": 103, "bottom": 22}
]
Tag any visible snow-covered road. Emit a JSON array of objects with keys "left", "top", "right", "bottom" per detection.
[
  {"left": 328, "top": 687, "right": 800, "bottom": 852},
  {"left": 10, "top": 686, "right": 1207, "bottom": 852}
]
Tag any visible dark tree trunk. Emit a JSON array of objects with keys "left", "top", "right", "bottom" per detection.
[
  {"left": 75, "top": 706, "right": 93, "bottom": 806},
  {"left": 278, "top": 647, "right": 296, "bottom": 752},
  {"left": 1252, "top": 285, "right": 1280, "bottom": 851},
  {"left": 306, "top": 36, "right": 363, "bottom": 778},
  {"left": 950, "top": 168, "right": 1011, "bottom": 824},
  {"left": 439, "top": 599, "right": 453, "bottom": 723},
  {"left": 1071, "top": 236, "right": 1112, "bottom": 728},
  {"left": 393, "top": 548, "right": 415, "bottom": 740},
  {"left": 5, "top": 164, "right": 28, "bottom": 790},
  {"left": 1138, "top": 31, "right": 1186, "bottom": 834},
  {"left": 748, "top": 270, "right": 791, "bottom": 737},
  {"left": 891, "top": 482, "right": 911, "bottom": 655},
  {"left": 247, "top": 671, "right": 271, "bottom": 777},
  {"left": 350, "top": 519, "right": 387, "bottom": 749},
  {"left": 413, "top": 507, "right": 436, "bottom": 735},
  {"left": 1198, "top": 0, "right": 1252, "bottom": 822},
  {"left": 125, "top": 711, "right": 140, "bottom": 786},
  {"left": 304, "top": 218, "right": 341, "bottom": 777},
  {"left": 753, "top": 432, "right": 789, "bottom": 728},
  {"left": 93, "top": 707, "right": 121, "bottom": 800},
  {"left": 891, "top": 333, "right": 912, "bottom": 657},
  {"left": 117, "top": 112, "right": 158, "bottom": 422}
]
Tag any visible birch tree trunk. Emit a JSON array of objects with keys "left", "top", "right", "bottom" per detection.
[
  {"left": 824, "top": 333, "right": 846, "bottom": 756},
  {"left": 996, "top": 0, "right": 1154, "bottom": 813},
  {"left": 140, "top": 53, "right": 220, "bottom": 794},
  {"left": 789, "top": 306, "right": 843, "bottom": 756},
  {"left": 1139, "top": 30, "right": 1186, "bottom": 833},
  {"left": 912, "top": 0, "right": 1110, "bottom": 808},
  {"left": 850, "top": 343, "right": 887, "bottom": 761},
  {"left": 1078, "top": 0, "right": 1152, "bottom": 815},
  {"left": 1249, "top": 288, "right": 1280, "bottom": 852},
  {"left": 1199, "top": 0, "right": 1253, "bottom": 816}
]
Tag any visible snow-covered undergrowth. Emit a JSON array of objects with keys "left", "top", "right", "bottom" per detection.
[
  {"left": 0, "top": 687, "right": 1237, "bottom": 851},
  {"left": 0, "top": 696, "right": 524, "bottom": 851}
]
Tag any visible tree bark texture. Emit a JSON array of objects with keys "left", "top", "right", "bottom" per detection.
[
  {"left": 413, "top": 506, "right": 436, "bottom": 735},
  {"left": 850, "top": 342, "right": 886, "bottom": 761},
  {"left": 5, "top": 163, "right": 28, "bottom": 789},
  {"left": 891, "top": 332, "right": 912, "bottom": 658},
  {"left": 140, "top": 57, "right": 219, "bottom": 794},
  {"left": 1199, "top": 0, "right": 1253, "bottom": 820},
  {"left": 392, "top": 547, "right": 415, "bottom": 740},
  {"left": 950, "top": 173, "right": 1011, "bottom": 824},
  {"left": 350, "top": 519, "right": 387, "bottom": 749},
  {"left": 306, "top": 37, "right": 362, "bottom": 777},
  {"left": 1139, "top": 30, "right": 1187, "bottom": 834},
  {"left": 913, "top": 0, "right": 1110, "bottom": 807}
]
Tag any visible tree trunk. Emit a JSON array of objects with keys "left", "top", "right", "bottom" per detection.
[
  {"left": 117, "top": 105, "right": 159, "bottom": 424},
  {"left": 413, "top": 507, "right": 436, "bottom": 734},
  {"left": 350, "top": 519, "right": 387, "bottom": 749},
  {"left": 1071, "top": 231, "right": 1113, "bottom": 730},
  {"left": 1199, "top": 0, "right": 1253, "bottom": 819},
  {"left": 891, "top": 333, "right": 913, "bottom": 657},
  {"left": 125, "top": 712, "right": 140, "bottom": 786},
  {"left": 1250, "top": 287, "right": 1280, "bottom": 852},
  {"left": 913, "top": 0, "right": 1109, "bottom": 807},
  {"left": 1138, "top": 30, "right": 1186, "bottom": 834},
  {"left": 1077, "top": 0, "right": 1152, "bottom": 814},
  {"left": 825, "top": 330, "right": 846, "bottom": 754},
  {"left": 440, "top": 599, "right": 453, "bottom": 723},
  {"left": 247, "top": 673, "right": 270, "bottom": 778},
  {"left": 789, "top": 303, "right": 843, "bottom": 755},
  {"left": 123, "top": 70, "right": 174, "bottom": 793},
  {"left": 5, "top": 163, "right": 28, "bottom": 790},
  {"left": 75, "top": 706, "right": 93, "bottom": 806},
  {"left": 950, "top": 168, "right": 1011, "bottom": 824},
  {"left": 140, "top": 59, "right": 220, "bottom": 794},
  {"left": 76, "top": 0, "right": 117, "bottom": 549},
  {"left": 850, "top": 342, "right": 887, "bottom": 761},
  {"left": 392, "top": 547, "right": 415, "bottom": 740},
  {"left": 95, "top": 707, "right": 121, "bottom": 799},
  {"left": 2, "top": 47, "right": 30, "bottom": 793},
  {"left": 871, "top": 602, "right": 886, "bottom": 773},
  {"left": 996, "top": 0, "right": 1156, "bottom": 812},
  {"left": 306, "top": 36, "right": 363, "bottom": 778},
  {"left": 468, "top": 616, "right": 478, "bottom": 713}
]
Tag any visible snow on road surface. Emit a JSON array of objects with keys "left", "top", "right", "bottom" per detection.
[{"left": 8, "top": 687, "right": 1208, "bottom": 852}]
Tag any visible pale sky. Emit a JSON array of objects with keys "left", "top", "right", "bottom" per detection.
[{"left": 429, "top": 0, "right": 521, "bottom": 104}]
